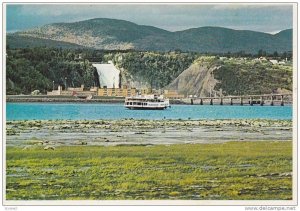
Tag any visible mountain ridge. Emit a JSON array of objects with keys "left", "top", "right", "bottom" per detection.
[{"left": 8, "top": 18, "right": 292, "bottom": 53}]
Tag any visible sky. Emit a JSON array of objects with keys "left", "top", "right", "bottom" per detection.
[{"left": 6, "top": 4, "right": 293, "bottom": 34}]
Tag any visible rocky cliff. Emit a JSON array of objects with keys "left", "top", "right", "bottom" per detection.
[{"left": 165, "top": 57, "right": 220, "bottom": 97}]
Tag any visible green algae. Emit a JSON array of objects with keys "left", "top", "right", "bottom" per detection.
[{"left": 6, "top": 141, "right": 292, "bottom": 200}]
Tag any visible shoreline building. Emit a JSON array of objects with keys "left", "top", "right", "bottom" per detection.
[
  {"left": 97, "top": 85, "right": 136, "bottom": 97},
  {"left": 47, "top": 85, "right": 98, "bottom": 97},
  {"left": 164, "top": 90, "right": 185, "bottom": 99},
  {"left": 47, "top": 84, "right": 137, "bottom": 98},
  {"left": 47, "top": 85, "right": 183, "bottom": 99}
]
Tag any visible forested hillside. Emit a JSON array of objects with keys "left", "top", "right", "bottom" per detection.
[
  {"left": 213, "top": 59, "right": 292, "bottom": 95},
  {"left": 6, "top": 48, "right": 96, "bottom": 94},
  {"left": 6, "top": 47, "right": 198, "bottom": 94},
  {"left": 6, "top": 47, "right": 292, "bottom": 96},
  {"left": 112, "top": 51, "right": 198, "bottom": 88}
]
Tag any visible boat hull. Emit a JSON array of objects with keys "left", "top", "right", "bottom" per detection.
[{"left": 125, "top": 106, "right": 168, "bottom": 110}]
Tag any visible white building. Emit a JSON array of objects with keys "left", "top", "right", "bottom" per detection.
[{"left": 269, "top": 59, "right": 278, "bottom": 65}]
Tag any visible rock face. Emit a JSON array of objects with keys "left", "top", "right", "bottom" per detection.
[{"left": 165, "top": 58, "right": 219, "bottom": 97}]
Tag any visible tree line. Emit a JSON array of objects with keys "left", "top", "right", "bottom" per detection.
[
  {"left": 6, "top": 46, "right": 293, "bottom": 95},
  {"left": 6, "top": 47, "right": 203, "bottom": 94}
]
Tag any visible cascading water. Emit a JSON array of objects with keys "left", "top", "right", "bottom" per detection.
[{"left": 92, "top": 61, "right": 120, "bottom": 88}]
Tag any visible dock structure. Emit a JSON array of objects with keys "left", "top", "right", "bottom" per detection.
[{"left": 188, "top": 94, "right": 292, "bottom": 106}]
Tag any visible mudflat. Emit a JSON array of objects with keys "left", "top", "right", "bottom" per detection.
[{"left": 6, "top": 119, "right": 292, "bottom": 147}]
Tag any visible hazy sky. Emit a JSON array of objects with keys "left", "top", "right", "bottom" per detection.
[{"left": 6, "top": 4, "right": 293, "bottom": 34}]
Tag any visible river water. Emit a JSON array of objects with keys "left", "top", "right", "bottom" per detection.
[{"left": 6, "top": 103, "right": 292, "bottom": 120}]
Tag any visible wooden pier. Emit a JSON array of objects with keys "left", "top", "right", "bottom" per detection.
[{"left": 188, "top": 94, "right": 292, "bottom": 106}]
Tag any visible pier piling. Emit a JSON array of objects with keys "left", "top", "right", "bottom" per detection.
[
  {"left": 260, "top": 96, "right": 264, "bottom": 106},
  {"left": 250, "top": 97, "right": 253, "bottom": 106},
  {"left": 270, "top": 95, "right": 274, "bottom": 106},
  {"left": 189, "top": 93, "right": 291, "bottom": 106},
  {"left": 281, "top": 95, "right": 284, "bottom": 106}
]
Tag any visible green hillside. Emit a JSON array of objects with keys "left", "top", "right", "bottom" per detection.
[
  {"left": 213, "top": 59, "right": 292, "bottom": 95},
  {"left": 6, "top": 48, "right": 97, "bottom": 94},
  {"left": 6, "top": 47, "right": 293, "bottom": 96}
]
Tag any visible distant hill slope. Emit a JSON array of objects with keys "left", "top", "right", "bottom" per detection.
[
  {"left": 173, "top": 27, "right": 292, "bottom": 53},
  {"left": 7, "top": 18, "right": 292, "bottom": 53},
  {"left": 7, "top": 34, "right": 87, "bottom": 49},
  {"left": 274, "top": 29, "right": 292, "bottom": 42}
]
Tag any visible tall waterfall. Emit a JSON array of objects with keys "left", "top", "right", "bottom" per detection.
[{"left": 92, "top": 61, "right": 120, "bottom": 88}]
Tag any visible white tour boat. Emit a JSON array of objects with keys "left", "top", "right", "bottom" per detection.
[{"left": 124, "top": 95, "right": 170, "bottom": 110}]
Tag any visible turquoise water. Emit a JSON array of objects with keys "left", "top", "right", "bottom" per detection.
[{"left": 6, "top": 103, "right": 292, "bottom": 120}]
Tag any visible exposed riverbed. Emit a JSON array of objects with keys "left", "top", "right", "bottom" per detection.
[{"left": 6, "top": 119, "right": 292, "bottom": 148}]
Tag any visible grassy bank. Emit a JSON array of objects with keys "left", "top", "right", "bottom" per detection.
[{"left": 6, "top": 141, "right": 292, "bottom": 200}]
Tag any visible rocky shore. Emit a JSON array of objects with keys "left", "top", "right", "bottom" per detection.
[
  {"left": 6, "top": 95, "right": 125, "bottom": 103},
  {"left": 6, "top": 95, "right": 187, "bottom": 104},
  {"left": 6, "top": 119, "right": 292, "bottom": 148}
]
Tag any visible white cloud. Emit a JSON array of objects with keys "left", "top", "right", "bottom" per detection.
[
  {"left": 268, "top": 30, "right": 282, "bottom": 35},
  {"left": 19, "top": 4, "right": 100, "bottom": 16},
  {"left": 9, "top": 3, "right": 293, "bottom": 32},
  {"left": 211, "top": 4, "right": 292, "bottom": 11}
]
